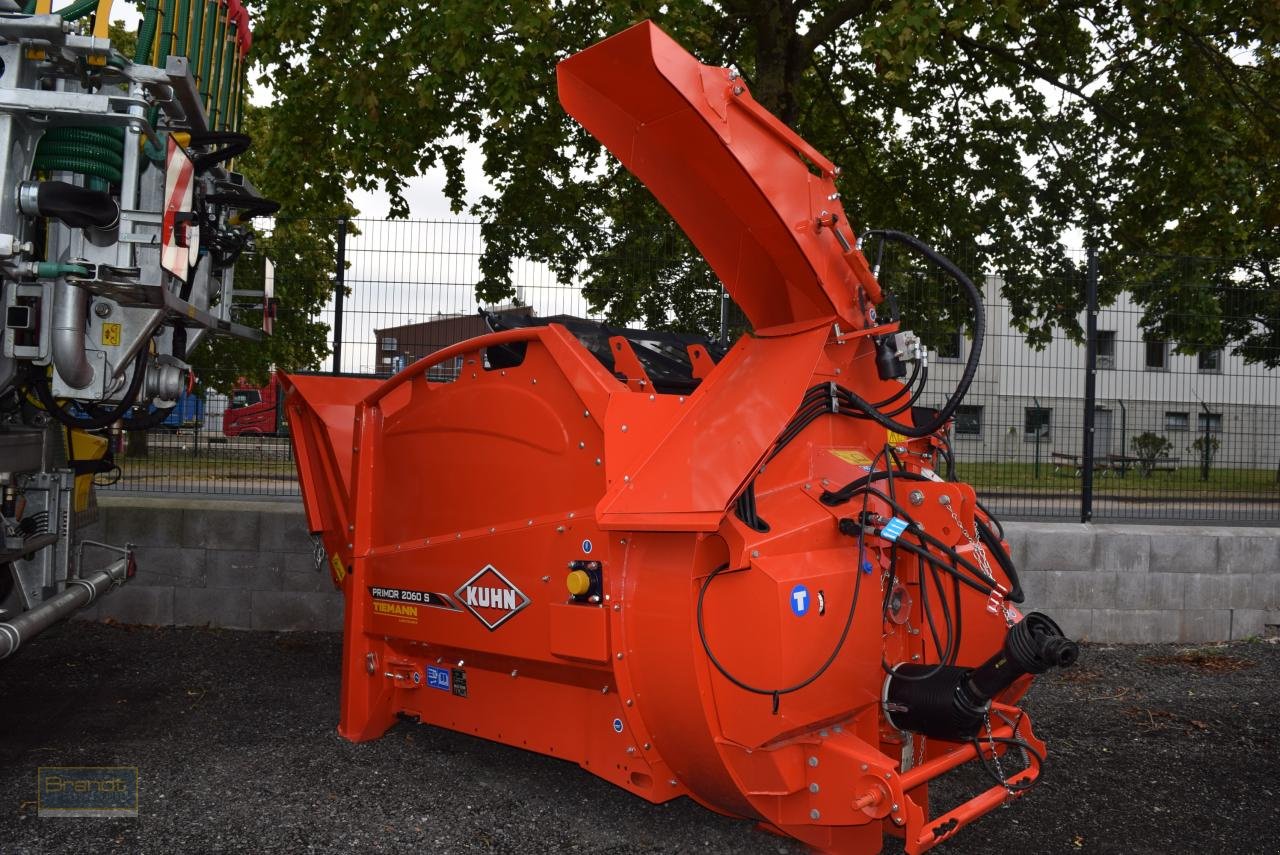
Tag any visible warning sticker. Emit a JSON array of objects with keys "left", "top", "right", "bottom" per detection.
[
  {"left": 329, "top": 554, "right": 347, "bottom": 584},
  {"left": 101, "top": 323, "right": 121, "bottom": 346},
  {"left": 426, "top": 665, "right": 451, "bottom": 692},
  {"left": 887, "top": 430, "right": 908, "bottom": 445},
  {"left": 829, "top": 449, "right": 872, "bottom": 466},
  {"left": 451, "top": 668, "right": 468, "bottom": 698}
]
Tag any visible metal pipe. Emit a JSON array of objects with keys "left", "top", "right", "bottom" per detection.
[
  {"left": 51, "top": 280, "right": 94, "bottom": 389},
  {"left": 0, "top": 557, "right": 129, "bottom": 659}
]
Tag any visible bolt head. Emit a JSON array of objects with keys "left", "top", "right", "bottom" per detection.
[
  {"left": 809, "top": 809, "right": 820, "bottom": 820},
  {"left": 808, "top": 756, "right": 819, "bottom": 767},
  {"left": 809, "top": 783, "right": 819, "bottom": 794}
]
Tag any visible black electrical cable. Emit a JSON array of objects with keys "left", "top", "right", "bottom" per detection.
[
  {"left": 975, "top": 499, "right": 1004, "bottom": 540},
  {"left": 839, "top": 230, "right": 984, "bottom": 438},
  {"left": 699, "top": 449, "right": 882, "bottom": 713},
  {"left": 28, "top": 348, "right": 148, "bottom": 430},
  {"left": 696, "top": 557, "right": 864, "bottom": 714}
]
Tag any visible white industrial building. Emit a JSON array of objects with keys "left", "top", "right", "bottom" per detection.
[{"left": 927, "top": 278, "right": 1280, "bottom": 471}]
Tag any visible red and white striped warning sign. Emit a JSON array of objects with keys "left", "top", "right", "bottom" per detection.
[{"left": 161, "top": 136, "right": 198, "bottom": 280}]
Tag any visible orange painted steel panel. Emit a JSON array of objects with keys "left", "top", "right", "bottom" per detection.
[
  {"left": 284, "top": 21, "right": 1072, "bottom": 855},
  {"left": 558, "top": 21, "right": 882, "bottom": 335}
]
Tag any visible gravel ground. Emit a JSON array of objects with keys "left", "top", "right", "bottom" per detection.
[{"left": 2, "top": 623, "right": 1277, "bottom": 854}]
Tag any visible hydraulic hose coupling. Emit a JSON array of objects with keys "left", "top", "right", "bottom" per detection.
[{"left": 883, "top": 612, "right": 1079, "bottom": 740}]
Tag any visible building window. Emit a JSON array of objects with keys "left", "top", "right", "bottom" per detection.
[
  {"left": 953, "top": 405, "right": 983, "bottom": 437},
  {"left": 1197, "top": 412, "right": 1222, "bottom": 433},
  {"left": 1096, "top": 330, "right": 1116, "bottom": 369},
  {"left": 426, "top": 355, "right": 463, "bottom": 382},
  {"left": 380, "top": 337, "right": 398, "bottom": 351},
  {"left": 936, "top": 329, "right": 963, "bottom": 361},
  {"left": 1144, "top": 336, "right": 1168, "bottom": 370},
  {"left": 1165, "top": 411, "right": 1189, "bottom": 431},
  {"left": 1197, "top": 349, "right": 1222, "bottom": 373},
  {"left": 1024, "top": 407, "right": 1051, "bottom": 441}
]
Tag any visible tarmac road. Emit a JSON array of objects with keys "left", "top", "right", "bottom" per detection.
[{"left": 1, "top": 623, "right": 1277, "bottom": 854}]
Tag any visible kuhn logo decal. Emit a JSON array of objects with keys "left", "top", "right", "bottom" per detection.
[{"left": 454, "top": 564, "right": 530, "bottom": 631}]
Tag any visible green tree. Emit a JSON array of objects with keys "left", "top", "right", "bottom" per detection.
[{"left": 254, "top": 1, "right": 1279, "bottom": 358}]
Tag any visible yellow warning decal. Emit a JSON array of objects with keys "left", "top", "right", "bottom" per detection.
[
  {"left": 330, "top": 553, "right": 347, "bottom": 584},
  {"left": 887, "top": 430, "right": 908, "bottom": 445},
  {"left": 101, "top": 323, "right": 122, "bottom": 346},
  {"left": 830, "top": 449, "right": 871, "bottom": 466}
]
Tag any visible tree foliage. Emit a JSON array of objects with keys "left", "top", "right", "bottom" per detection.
[{"left": 254, "top": 1, "right": 1280, "bottom": 361}]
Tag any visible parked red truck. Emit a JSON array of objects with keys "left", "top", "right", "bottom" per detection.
[{"left": 222, "top": 374, "right": 289, "bottom": 437}]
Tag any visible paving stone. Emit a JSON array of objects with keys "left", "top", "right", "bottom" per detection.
[
  {"left": 1045, "top": 607, "right": 1092, "bottom": 641},
  {"left": 251, "top": 591, "right": 343, "bottom": 632},
  {"left": 174, "top": 588, "right": 252, "bottom": 630},
  {"left": 259, "top": 508, "right": 315, "bottom": 554},
  {"left": 1025, "top": 528, "right": 1095, "bottom": 572},
  {"left": 130, "top": 546, "right": 206, "bottom": 588},
  {"left": 1218, "top": 535, "right": 1280, "bottom": 574},
  {"left": 282, "top": 552, "right": 334, "bottom": 593},
  {"left": 1150, "top": 534, "right": 1218, "bottom": 574},
  {"left": 1179, "top": 609, "right": 1232, "bottom": 643},
  {"left": 105, "top": 503, "right": 184, "bottom": 548},
  {"left": 181, "top": 507, "right": 261, "bottom": 551},
  {"left": 1114, "top": 571, "right": 1185, "bottom": 611},
  {"left": 205, "top": 550, "right": 283, "bottom": 590},
  {"left": 1091, "top": 609, "right": 1179, "bottom": 643},
  {"left": 94, "top": 585, "right": 173, "bottom": 626},
  {"left": 1094, "top": 532, "right": 1150, "bottom": 573},
  {"left": 1042, "top": 570, "right": 1117, "bottom": 609}
]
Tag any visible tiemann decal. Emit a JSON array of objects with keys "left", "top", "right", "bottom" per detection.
[{"left": 454, "top": 564, "right": 531, "bottom": 631}]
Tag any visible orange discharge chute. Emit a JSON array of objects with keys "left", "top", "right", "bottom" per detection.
[{"left": 285, "top": 21, "right": 1077, "bottom": 855}]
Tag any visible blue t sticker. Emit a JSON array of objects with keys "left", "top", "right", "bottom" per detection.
[
  {"left": 582, "top": 539, "right": 593, "bottom": 554},
  {"left": 426, "top": 665, "right": 452, "bottom": 692},
  {"left": 612, "top": 718, "right": 624, "bottom": 733},
  {"left": 790, "top": 584, "right": 810, "bottom": 616},
  {"left": 881, "top": 517, "right": 909, "bottom": 542}
]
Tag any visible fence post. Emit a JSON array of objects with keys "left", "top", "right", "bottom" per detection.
[
  {"left": 719, "top": 284, "right": 729, "bottom": 344},
  {"left": 1080, "top": 247, "right": 1099, "bottom": 523},
  {"left": 332, "top": 216, "right": 349, "bottom": 373}
]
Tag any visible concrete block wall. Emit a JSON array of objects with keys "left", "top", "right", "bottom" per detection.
[
  {"left": 75, "top": 496, "right": 342, "bottom": 631},
  {"left": 1009, "top": 522, "right": 1280, "bottom": 643},
  {"left": 75, "top": 497, "right": 1280, "bottom": 642}
]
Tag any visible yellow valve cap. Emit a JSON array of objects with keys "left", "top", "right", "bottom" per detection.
[{"left": 566, "top": 570, "right": 592, "bottom": 597}]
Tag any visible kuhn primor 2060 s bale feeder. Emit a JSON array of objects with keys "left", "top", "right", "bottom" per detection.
[{"left": 285, "top": 22, "right": 1078, "bottom": 855}]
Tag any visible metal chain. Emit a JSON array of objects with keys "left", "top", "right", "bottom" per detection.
[
  {"left": 982, "top": 710, "right": 1015, "bottom": 794},
  {"left": 942, "top": 499, "right": 1015, "bottom": 626}
]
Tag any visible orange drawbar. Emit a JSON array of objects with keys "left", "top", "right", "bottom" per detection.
[{"left": 284, "top": 22, "right": 1078, "bottom": 854}]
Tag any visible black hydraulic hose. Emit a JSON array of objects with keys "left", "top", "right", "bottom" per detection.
[
  {"left": 29, "top": 349, "right": 148, "bottom": 430},
  {"left": 188, "top": 131, "right": 251, "bottom": 173},
  {"left": 843, "top": 230, "right": 984, "bottom": 437},
  {"left": 881, "top": 364, "right": 929, "bottom": 418},
  {"left": 120, "top": 403, "right": 178, "bottom": 431},
  {"left": 204, "top": 191, "right": 281, "bottom": 219},
  {"left": 976, "top": 516, "right": 1025, "bottom": 603}
]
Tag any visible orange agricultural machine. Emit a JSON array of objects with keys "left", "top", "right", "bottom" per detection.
[{"left": 284, "top": 22, "right": 1078, "bottom": 854}]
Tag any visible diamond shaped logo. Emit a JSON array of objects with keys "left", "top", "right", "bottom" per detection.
[{"left": 454, "top": 564, "right": 531, "bottom": 631}]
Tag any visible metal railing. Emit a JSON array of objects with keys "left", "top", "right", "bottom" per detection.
[{"left": 101, "top": 218, "right": 1280, "bottom": 524}]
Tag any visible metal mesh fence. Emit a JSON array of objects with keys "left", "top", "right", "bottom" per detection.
[{"left": 101, "top": 218, "right": 1280, "bottom": 523}]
